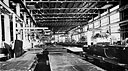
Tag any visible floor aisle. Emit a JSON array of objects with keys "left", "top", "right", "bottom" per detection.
[{"left": 48, "top": 46, "right": 106, "bottom": 71}]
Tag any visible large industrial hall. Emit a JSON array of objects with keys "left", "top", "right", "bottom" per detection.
[{"left": 0, "top": 0, "right": 128, "bottom": 71}]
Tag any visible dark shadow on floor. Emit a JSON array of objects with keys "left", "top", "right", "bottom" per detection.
[{"left": 34, "top": 50, "right": 51, "bottom": 71}]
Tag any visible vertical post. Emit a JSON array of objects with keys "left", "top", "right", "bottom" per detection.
[
  {"left": 30, "top": 11, "right": 33, "bottom": 27},
  {"left": 58, "top": 35, "right": 59, "bottom": 42},
  {"left": 108, "top": 9, "right": 112, "bottom": 44},
  {"left": 98, "top": 11, "right": 101, "bottom": 33},
  {"left": 92, "top": 16, "right": 95, "bottom": 36},
  {"left": 28, "top": 18, "right": 31, "bottom": 41},
  {"left": 98, "top": 11, "right": 101, "bottom": 27},
  {"left": 0, "top": 15, "right": 2, "bottom": 48},
  {"left": 87, "top": 31, "right": 91, "bottom": 45},
  {"left": 108, "top": 9, "right": 111, "bottom": 35},
  {"left": 22, "top": 15, "right": 28, "bottom": 50},
  {"left": 87, "top": 21, "right": 92, "bottom": 45},
  {"left": 12, "top": 14, "right": 16, "bottom": 58},
  {"left": 23, "top": 12, "right": 26, "bottom": 41},
  {"left": 4, "top": 0, "right": 11, "bottom": 43},
  {"left": 80, "top": 26, "right": 83, "bottom": 40},
  {"left": 23, "top": 0, "right": 26, "bottom": 41},
  {"left": 16, "top": 3, "right": 21, "bottom": 40},
  {"left": 16, "top": 3, "right": 20, "bottom": 17},
  {"left": 34, "top": 25, "right": 36, "bottom": 40},
  {"left": 13, "top": 14, "right": 16, "bottom": 41},
  {"left": 30, "top": 11, "right": 33, "bottom": 44},
  {"left": 70, "top": 34, "right": 73, "bottom": 42}
]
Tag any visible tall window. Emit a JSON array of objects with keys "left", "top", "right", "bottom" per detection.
[
  {"left": 83, "top": 26, "right": 87, "bottom": 32},
  {"left": 110, "top": 24, "right": 120, "bottom": 33},
  {"left": 94, "top": 20, "right": 100, "bottom": 28},
  {"left": 101, "top": 17, "right": 109, "bottom": 26},
  {"left": 88, "top": 23, "right": 93, "bottom": 29},
  {"left": 100, "top": 26, "right": 109, "bottom": 33},
  {"left": 110, "top": 12, "right": 120, "bottom": 23}
]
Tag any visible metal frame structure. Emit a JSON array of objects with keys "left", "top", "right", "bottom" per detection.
[
  {"left": 9, "top": 0, "right": 120, "bottom": 33},
  {"left": 25, "top": 0, "right": 119, "bottom": 3}
]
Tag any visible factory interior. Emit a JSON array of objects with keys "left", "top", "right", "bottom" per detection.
[{"left": 0, "top": 0, "right": 128, "bottom": 71}]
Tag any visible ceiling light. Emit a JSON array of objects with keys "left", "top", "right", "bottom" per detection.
[
  {"left": 12, "top": 3, "right": 16, "bottom": 6},
  {"left": 27, "top": 5, "right": 35, "bottom": 9}
]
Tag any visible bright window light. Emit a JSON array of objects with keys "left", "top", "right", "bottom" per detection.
[
  {"left": 110, "top": 5, "right": 119, "bottom": 12},
  {"left": 101, "top": 4, "right": 113, "bottom": 9}
]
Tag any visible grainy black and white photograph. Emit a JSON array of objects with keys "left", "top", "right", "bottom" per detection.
[{"left": 0, "top": 0, "right": 128, "bottom": 71}]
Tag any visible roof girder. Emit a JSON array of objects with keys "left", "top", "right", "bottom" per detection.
[{"left": 25, "top": 0, "right": 119, "bottom": 3}]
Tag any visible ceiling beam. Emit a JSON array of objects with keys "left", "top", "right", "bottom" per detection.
[
  {"left": 18, "top": 0, "right": 37, "bottom": 26},
  {"left": 15, "top": 27, "right": 48, "bottom": 29},
  {"left": 25, "top": 0, "right": 119, "bottom": 3},
  {"left": 32, "top": 13, "right": 98, "bottom": 15},
  {"left": 36, "top": 20, "right": 88, "bottom": 22},
  {"left": 35, "top": 17, "right": 91, "bottom": 19},
  {"left": 28, "top": 8, "right": 106, "bottom": 10}
]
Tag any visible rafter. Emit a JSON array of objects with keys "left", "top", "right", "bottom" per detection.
[
  {"left": 32, "top": 13, "right": 98, "bottom": 15},
  {"left": 15, "top": 27, "right": 48, "bottom": 29},
  {"left": 35, "top": 17, "right": 92, "bottom": 19},
  {"left": 25, "top": 0, "right": 119, "bottom": 3},
  {"left": 36, "top": 20, "right": 88, "bottom": 22},
  {"left": 28, "top": 8, "right": 106, "bottom": 10},
  {"left": 19, "top": 0, "right": 37, "bottom": 26}
]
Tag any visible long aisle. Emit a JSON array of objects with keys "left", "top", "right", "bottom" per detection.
[{"left": 48, "top": 46, "right": 106, "bottom": 71}]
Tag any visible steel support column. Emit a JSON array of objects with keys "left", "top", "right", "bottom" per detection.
[
  {"left": 13, "top": 14, "right": 16, "bottom": 41},
  {"left": 4, "top": 0, "right": 11, "bottom": 43},
  {"left": 16, "top": 3, "right": 22, "bottom": 40}
]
